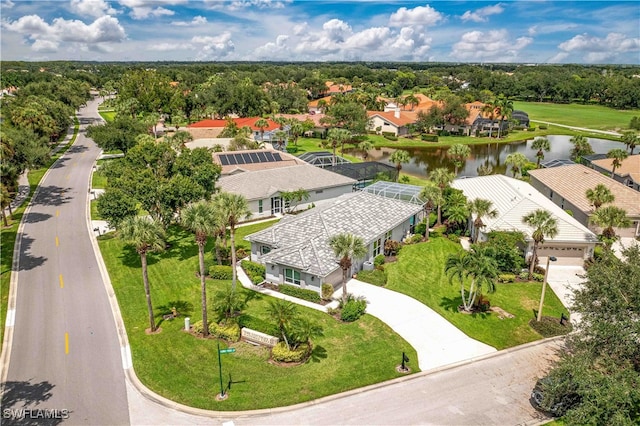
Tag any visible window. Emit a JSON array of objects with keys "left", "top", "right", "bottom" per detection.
[
  {"left": 261, "top": 245, "right": 271, "bottom": 255},
  {"left": 284, "top": 269, "right": 300, "bottom": 285},
  {"left": 385, "top": 230, "right": 392, "bottom": 242},
  {"left": 373, "top": 238, "right": 382, "bottom": 257},
  {"left": 549, "top": 190, "right": 554, "bottom": 199},
  {"left": 561, "top": 198, "right": 565, "bottom": 209},
  {"left": 258, "top": 200, "right": 263, "bottom": 214}
]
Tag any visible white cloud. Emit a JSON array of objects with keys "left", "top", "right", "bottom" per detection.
[
  {"left": 228, "top": 0, "right": 290, "bottom": 9},
  {"left": 253, "top": 34, "right": 289, "bottom": 59},
  {"left": 547, "top": 52, "right": 569, "bottom": 63},
  {"left": 528, "top": 22, "right": 578, "bottom": 36},
  {"left": 171, "top": 15, "right": 207, "bottom": 26},
  {"left": 460, "top": 4, "right": 504, "bottom": 23},
  {"left": 117, "top": 0, "right": 185, "bottom": 19},
  {"left": 556, "top": 32, "right": 640, "bottom": 63},
  {"left": 450, "top": 29, "right": 532, "bottom": 61},
  {"left": 292, "top": 22, "right": 307, "bottom": 36},
  {"left": 2, "top": 0, "right": 14, "bottom": 8},
  {"left": 70, "top": 0, "right": 117, "bottom": 18},
  {"left": 389, "top": 4, "right": 443, "bottom": 27},
  {"left": 2, "top": 14, "right": 126, "bottom": 53},
  {"left": 192, "top": 32, "right": 235, "bottom": 60},
  {"left": 148, "top": 42, "right": 193, "bottom": 51},
  {"left": 323, "top": 19, "right": 352, "bottom": 42}
]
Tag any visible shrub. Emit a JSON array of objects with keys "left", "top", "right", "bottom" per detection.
[
  {"left": 437, "top": 130, "right": 451, "bottom": 136},
  {"left": 191, "top": 320, "right": 207, "bottom": 335},
  {"left": 286, "top": 145, "right": 298, "bottom": 154},
  {"left": 431, "top": 226, "right": 446, "bottom": 238},
  {"left": 278, "top": 284, "right": 321, "bottom": 303},
  {"left": 383, "top": 134, "right": 398, "bottom": 141},
  {"left": 421, "top": 134, "right": 438, "bottom": 142},
  {"left": 384, "top": 240, "right": 401, "bottom": 256},
  {"left": 208, "top": 265, "right": 233, "bottom": 279},
  {"left": 538, "top": 124, "right": 547, "bottom": 130},
  {"left": 373, "top": 254, "right": 385, "bottom": 268},
  {"left": 414, "top": 221, "right": 427, "bottom": 236},
  {"left": 534, "top": 265, "right": 546, "bottom": 275},
  {"left": 529, "top": 316, "right": 573, "bottom": 338},
  {"left": 407, "top": 234, "right": 423, "bottom": 244},
  {"left": 447, "top": 234, "right": 460, "bottom": 243},
  {"left": 497, "top": 274, "right": 516, "bottom": 283},
  {"left": 239, "top": 315, "right": 279, "bottom": 337},
  {"left": 241, "top": 260, "right": 265, "bottom": 279},
  {"left": 321, "top": 283, "right": 334, "bottom": 301},
  {"left": 236, "top": 248, "right": 248, "bottom": 259},
  {"left": 210, "top": 322, "right": 241, "bottom": 341},
  {"left": 381, "top": 131, "right": 395, "bottom": 138},
  {"left": 532, "top": 273, "right": 544, "bottom": 282},
  {"left": 356, "top": 269, "right": 387, "bottom": 286},
  {"left": 271, "top": 341, "right": 310, "bottom": 363},
  {"left": 341, "top": 298, "right": 367, "bottom": 322}
]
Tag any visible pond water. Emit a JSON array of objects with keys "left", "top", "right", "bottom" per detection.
[{"left": 356, "top": 135, "right": 625, "bottom": 179}]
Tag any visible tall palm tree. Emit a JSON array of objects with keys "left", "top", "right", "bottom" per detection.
[
  {"left": 522, "top": 209, "right": 558, "bottom": 280},
  {"left": 494, "top": 95, "right": 513, "bottom": 139},
  {"left": 419, "top": 182, "right": 442, "bottom": 239},
  {"left": 288, "top": 119, "right": 304, "bottom": 146},
  {"left": 621, "top": 131, "right": 638, "bottom": 155},
  {"left": 327, "top": 128, "right": 351, "bottom": 166},
  {"left": 254, "top": 118, "right": 269, "bottom": 143},
  {"left": 403, "top": 94, "right": 420, "bottom": 111},
  {"left": 469, "top": 198, "right": 498, "bottom": 243},
  {"left": 119, "top": 216, "right": 166, "bottom": 332},
  {"left": 329, "top": 233, "right": 368, "bottom": 303},
  {"left": 505, "top": 152, "right": 528, "bottom": 178},
  {"left": 531, "top": 137, "right": 550, "bottom": 168},
  {"left": 358, "top": 140, "right": 373, "bottom": 160},
  {"left": 447, "top": 144, "right": 471, "bottom": 175},
  {"left": 590, "top": 206, "right": 630, "bottom": 243},
  {"left": 569, "top": 134, "right": 594, "bottom": 163},
  {"left": 586, "top": 184, "right": 615, "bottom": 211},
  {"left": 444, "top": 201, "right": 469, "bottom": 232},
  {"left": 389, "top": 149, "right": 411, "bottom": 182},
  {"left": 216, "top": 192, "right": 251, "bottom": 293},
  {"left": 430, "top": 167, "right": 455, "bottom": 190},
  {"left": 445, "top": 246, "right": 498, "bottom": 312},
  {"left": 181, "top": 201, "right": 218, "bottom": 336},
  {"left": 606, "top": 148, "right": 628, "bottom": 178}
]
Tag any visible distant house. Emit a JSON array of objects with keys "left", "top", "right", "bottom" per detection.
[
  {"left": 367, "top": 109, "right": 417, "bottom": 136},
  {"left": 188, "top": 117, "right": 289, "bottom": 150},
  {"left": 245, "top": 190, "right": 423, "bottom": 291},
  {"left": 324, "top": 81, "right": 353, "bottom": 95},
  {"left": 217, "top": 164, "right": 356, "bottom": 218},
  {"left": 588, "top": 154, "right": 640, "bottom": 192},
  {"left": 528, "top": 164, "right": 640, "bottom": 238},
  {"left": 308, "top": 96, "right": 332, "bottom": 114},
  {"left": 452, "top": 175, "right": 598, "bottom": 261},
  {"left": 511, "top": 110, "right": 530, "bottom": 127}
]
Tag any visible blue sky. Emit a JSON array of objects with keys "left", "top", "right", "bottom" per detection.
[{"left": 1, "top": 1, "right": 639, "bottom": 63}]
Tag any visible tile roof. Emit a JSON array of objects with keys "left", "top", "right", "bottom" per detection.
[
  {"left": 528, "top": 164, "right": 640, "bottom": 216},
  {"left": 246, "top": 192, "right": 423, "bottom": 277},
  {"left": 591, "top": 154, "right": 640, "bottom": 184},
  {"left": 217, "top": 164, "right": 356, "bottom": 201},
  {"left": 452, "top": 175, "right": 598, "bottom": 244},
  {"left": 188, "top": 117, "right": 280, "bottom": 131},
  {"left": 308, "top": 96, "right": 333, "bottom": 108},
  {"left": 213, "top": 149, "right": 305, "bottom": 175},
  {"left": 275, "top": 113, "right": 327, "bottom": 127},
  {"left": 367, "top": 110, "right": 417, "bottom": 127}
]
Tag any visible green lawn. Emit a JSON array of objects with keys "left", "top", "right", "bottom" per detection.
[
  {"left": 514, "top": 101, "right": 639, "bottom": 131},
  {"left": 99, "top": 223, "right": 418, "bottom": 410},
  {"left": 90, "top": 200, "right": 102, "bottom": 220},
  {"left": 91, "top": 171, "right": 108, "bottom": 189},
  {"left": 99, "top": 110, "right": 116, "bottom": 122},
  {"left": 384, "top": 238, "right": 568, "bottom": 350}
]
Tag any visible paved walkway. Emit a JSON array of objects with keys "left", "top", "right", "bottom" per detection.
[
  {"left": 338, "top": 279, "right": 496, "bottom": 371},
  {"left": 535, "top": 121, "right": 622, "bottom": 137}
]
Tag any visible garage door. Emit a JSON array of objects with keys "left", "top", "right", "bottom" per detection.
[{"left": 537, "top": 245, "right": 585, "bottom": 259}]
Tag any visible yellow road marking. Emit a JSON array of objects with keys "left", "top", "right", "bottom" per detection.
[
  {"left": 56, "top": 210, "right": 60, "bottom": 217},
  {"left": 59, "top": 274, "right": 64, "bottom": 288},
  {"left": 65, "top": 333, "right": 69, "bottom": 354},
  {"left": 55, "top": 236, "right": 59, "bottom": 247}
]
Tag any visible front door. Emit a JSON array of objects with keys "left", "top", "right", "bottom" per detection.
[{"left": 271, "top": 197, "right": 282, "bottom": 214}]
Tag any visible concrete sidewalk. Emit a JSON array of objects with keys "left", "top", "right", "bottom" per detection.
[{"left": 341, "top": 279, "right": 497, "bottom": 371}]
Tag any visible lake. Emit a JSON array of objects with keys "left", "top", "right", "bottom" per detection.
[{"left": 357, "top": 135, "right": 626, "bottom": 179}]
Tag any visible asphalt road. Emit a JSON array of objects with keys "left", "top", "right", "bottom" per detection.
[{"left": 2, "top": 98, "right": 130, "bottom": 425}]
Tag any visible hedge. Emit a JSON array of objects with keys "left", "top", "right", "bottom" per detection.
[
  {"left": 341, "top": 298, "right": 367, "bottom": 322},
  {"left": 278, "top": 284, "right": 321, "bottom": 303},
  {"left": 191, "top": 320, "right": 241, "bottom": 341},
  {"left": 208, "top": 264, "right": 233, "bottom": 279},
  {"left": 239, "top": 315, "right": 279, "bottom": 337},
  {"left": 421, "top": 134, "right": 439, "bottom": 142},
  {"left": 271, "top": 342, "right": 310, "bottom": 363},
  {"left": 241, "top": 260, "right": 265, "bottom": 284}
]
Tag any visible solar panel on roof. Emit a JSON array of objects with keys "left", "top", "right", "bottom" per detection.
[
  {"left": 241, "top": 153, "right": 251, "bottom": 164},
  {"left": 227, "top": 154, "right": 237, "bottom": 165},
  {"left": 257, "top": 151, "right": 268, "bottom": 162},
  {"left": 220, "top": 155, "right": 229, "bottom": 165},
  {"left": 273, "top": 153, "right": 282, "bottom": 161},
  {"left": 249, "top": 153, "right": 259, "bottom": 162}
]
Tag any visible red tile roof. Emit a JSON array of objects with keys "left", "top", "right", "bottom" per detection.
[{"left": 188, "top": 117, "right": 280, "bottom": 131}]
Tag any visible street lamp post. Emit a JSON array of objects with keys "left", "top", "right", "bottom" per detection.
[{"left": 537, "top": 256, "right": 557, "bottom": 322}]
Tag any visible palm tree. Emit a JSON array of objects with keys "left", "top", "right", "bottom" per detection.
[
  {"left": 254, "top": 118, "right": 269, "bottom": 143},
  {"left": 522, "top": 209, "right": 558, "bottom": 280},
  {"left": 327, "top": 128, "right": 351, "bottom": 166},
  {"left": 482, "top": 100, "right": 497, "bottom": 138},
  {"left": 429, "top": 168, "right": 455, "bottom": 225},
  {"left": 288, "top": 119, "right": 304, "bottom": 146},
  {"left": 621, "top": 131, "right": 638, "bottom": 155},
  {"left": 505, "top": 152, "right": 528, "bottom": 178},
  {"left": 181, "top": 201, "right": 218, "bottom": 337},
  {"left": 403, "top": 94, "right": 419, "bottom": 111},
  {"left": 445, "top": 247, "right": 498, "bottom": 312},
  {"left": 468, "top": 198, "right": 498, "bottom": 243},
  {"left": 494, "top": 95, "right": 513, "bottom": 139},
  {"left": 329, "top": 233, "right": 368, "bottom": 303},
  {"left": 1, "top": 183, "right": 12, "bottom": 227},
  {"left": 606, "top": 148, "right": 628, "bottom": 178},
  {"left": 447, "top": 144, "right": 471, "bottom": 174},
  {"left": 531, "top": 137, "right": 550, "bottom": 168},
  {"left": 216, "top": 192, "right": 251, "bottom": 293},
  {"left": 419, "top": 182, "right": 442, "bottom": 240},
  {"left": 444, "top": 201, "right": 469, "bottom": 231},
  {"left": 358, "top": 140, "right": 373, "bottom": 160},
  {"left": 267, "top": 299, "right": 297, "bottom": 350},
  {"left": 119, "top": 216, "right": 166, "bottom": 332},
  {"left": 590, "top": 206, "right": 630, "bottom": 243},
  {"left": 585, "top": 184, "right": 615, "bottom": 211},
  {"left": 389, "top": 149, "right": 411, "bottom": 182},
  {"left": 569, "top": 135, "right": 594, "bottom": 163}
]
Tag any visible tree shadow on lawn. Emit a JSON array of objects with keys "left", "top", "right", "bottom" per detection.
[
  {"left": 439, "top": 296, "right": 490, "bottom": 319},
  {"left": 309, "top": 345, "right": 327, "bottom": 363}
]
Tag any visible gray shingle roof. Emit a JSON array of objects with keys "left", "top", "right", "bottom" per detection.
[
  {"left": 246, "top": 192, "right": 423, "bottom": 277},
  {"left": 452, "top": 175, "right": 598, "bottom": 244},
  {"left": 217, "top": 164, "right": 356, "bottom": 201}
]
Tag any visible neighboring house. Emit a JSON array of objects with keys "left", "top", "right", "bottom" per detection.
[
  {"left": 528, "top": 165, "right": 640, "bottom": 238},
  {"left": 452, "top": 175, "right": 598, "bottom": 261},
  {"left": 217, "top": 164, "right": 356, "bottom": 218},
  {"left": 324, "top": 81, "right": 353, "bottom": 95},
  {"left": 245, "top": 190, "right": 423, "bottom": 291},
  {"left": 213, "top": 149, "right": 306, "bottom": 176},
  {"left": 588, "top": 154, "right": 640, "bottom": 191},
  {"left": 187, "top": 117, "right": 289, "bottom": 150},
  {"left": 511, "top": 110, "right": 530, "bottom": 127},
  {"left": 384, "top": 94, "right": 441, "bottom": 112},
  {"left": 367, "top": 109, "right": 417, "bottom": 136},
  {"left": 308, "top": 96, "right": 333, "bottom": 114}
]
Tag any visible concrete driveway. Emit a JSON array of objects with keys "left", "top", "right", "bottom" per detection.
[{"left": 340, "top": 279, "right": 496, "bottom": 371}]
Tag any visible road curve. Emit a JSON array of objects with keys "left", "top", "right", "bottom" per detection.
[{"left": 1, "top": 98, "right": 130, "bottom": 425}]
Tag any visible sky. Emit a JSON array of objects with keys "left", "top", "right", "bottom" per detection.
[{"left": 1, "top": 0, "right": 639, "bottom": 64}]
